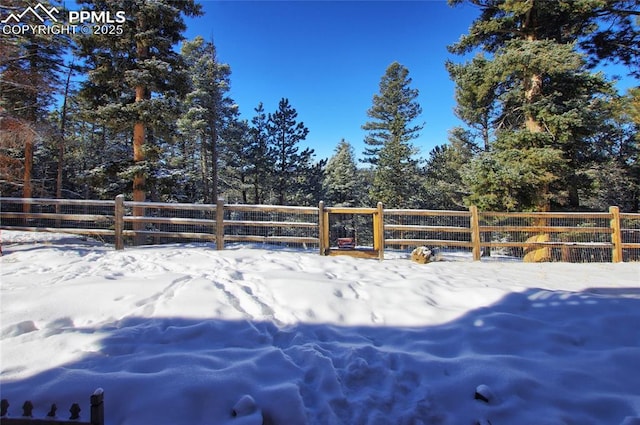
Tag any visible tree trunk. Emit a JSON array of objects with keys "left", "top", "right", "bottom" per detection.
[
  {"left": 523, "top": 6, "right": 549, "bottom": 213},
  {"left": 524, "top": 70, "right": 550, "bottom": 212},
  {"left": 133, "top": 108, "right": 146, "bottom": 245},
  {"left": 253, "top": 178, "right": 259, "bottom": 204},
  {"left": 23, "top": 133, "right": 33, "bottom": 213},
  {"left": 133, "top": 116, "right": 145, "bottom": 203},
  {"left": 201, "top": 137, "right": 210, "bottom": 203},
  {"left": 23, "top": 43, "right": 38, "bottom": 212},
  {"left": 481, "top": 116, "right": 490, "bottom": 151},
  {"left": 57, "top": 62, "right": 73, "bottom": 200},
  {"left": 240, "top": 173, "right": 248, "bottom": 204},
  {"left": 210, "top": 121, "right": 218, "bottom": 202},
  {"left": 278, "top": 134, "right": 286, "bottom": 206},
  {"left": 132, "top": 24, "right": 149, "bottom": 244},
  {"left": 524, "top": 72, "right": 544, "bottom": 133}
]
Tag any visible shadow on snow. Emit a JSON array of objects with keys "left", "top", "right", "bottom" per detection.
[{"left": 2, "top": 287, "right": 640, "bottom": 425}]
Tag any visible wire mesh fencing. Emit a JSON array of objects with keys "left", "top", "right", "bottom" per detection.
[
  {"left": 621, "top": 213, "right": 640, "bottom": 262},
  {"left": 0, "top": 197, "right": 116, "bottom": 243},
  {"left": 121, "top": 200, "right": 217, "bottom": 246},
  {"left": 479, "top": 212, "right": 614, "bottom": 262},
  {"left": 224, "top": 204, "right": 319, "bottom": 250},
  {"left": 383, "top": 209, "right": 474, "bottom": 259}
]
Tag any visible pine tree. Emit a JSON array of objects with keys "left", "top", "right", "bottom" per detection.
[
  {"left": 445, "top": 56, "right": 495, "bottom": 151},
  {"left": 362, "top": 62, "right": 424, "bottom": 207},
  {"left": 423, "top": 128, "right": 478, "bottom": 209},
  {"left": 179, "top": 36, "right": 237, "bottom": 203},
  {"left": 0, "top": 0, "right": 67, "bottom": 200},
  {"left": 0, "top": 0, "right": 65, "bottom": 121},
  {"left": 76, "top": 0, "right": 202, "bottom": 208},
  {"left": 218, "top": 116, "right": 251, "bottom": 203},
  {"left": 323, "top": 139, "right": 359, "bottom": 207},
  {"left": 585, "top": 89, "right": 640, "bottom": 212},
  {"left": 362, "top": 62, "right": 423, "bottom": 166},
  {"left": 246, "top": 103, "right": 276, "bottom": 204},
  {"left": 267, "top": 98, "right": 312, "bottom": 205},
  {"left": 448, "top": 0, "right": 639, "bottom": 70},
  {"left": 448, "top": 0, "right": 634, "bottom": 211},
  {"left": 294, "top": 158, "right": 327, "bottom": 207}
]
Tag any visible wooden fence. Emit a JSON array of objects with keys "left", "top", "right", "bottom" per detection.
[
  {"left": 0, "top": 389, "right": 104, "bottom": 425},
  {"left": 384, "top": 206, "right": 640, "bottom": 262},
  {"left": 1, "top": 196, "right": 639, "bottom": 262}
]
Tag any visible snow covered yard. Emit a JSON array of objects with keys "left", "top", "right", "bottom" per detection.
[{"left": 1, "top": 231, "right": 639, "bottom": 425}]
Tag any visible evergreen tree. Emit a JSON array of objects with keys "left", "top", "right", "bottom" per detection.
[
  {"left": 218, "top": 116, "right": 251, "bottom": 203},
  {"left": 246, "top": 103, "right": 276, "bottom": 204},
  {"left": 0, "top": 0, "right": 68, "bottom": 200},
  {"left": 448, "top": 0, "right": 633, "bottom": 211},
  {"left": 294, "top": 158, "right": 327, "bottom": 207},
  {"left": 323, "top": 139, "right": 359, "bottom": 207},
  {"left": 423, "top": 128, "right": 478, "bottom": 209},
  {"left": 355, "top": 168, "right": 375, "bottom": 207},
  {"left": 362, "top": 62, "right": 424, "bottom": 207},
  {"left": 448, "top": 0, "right": 639, "bottom": 71},
  {"left": 75, "top": 120, "right": 132, "bottom": 199},
  {"left": 179, "top": 36, "right": 237, "bottom": 203},
  {"left": 372, "top": 135, "right": 421, "bottom": 208},
  {"left": 76, "top": 0, "right": 202, "bottom": 207},
  {"left": 445, "top": 55, "right": 495, "bottom": 151},
  {"left": 585, "top": 89, "right": 640, "bottom": 211},
  {"left": 0, "top": 0, "right": 65, "bottom": 121},
  {"left": 267, "top": 98, "right": 312, "bottom": 205},
  {"left": 362, "top": 62, "right": 423, "bottom": 166}
]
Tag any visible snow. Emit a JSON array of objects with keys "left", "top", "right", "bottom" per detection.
[{"left": 1, "top": 230, "right": 639, "bottom": 425}]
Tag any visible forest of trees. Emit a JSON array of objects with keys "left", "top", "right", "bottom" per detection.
[{"left": 1, "top": 0, "right": 638, "bottom": 212}]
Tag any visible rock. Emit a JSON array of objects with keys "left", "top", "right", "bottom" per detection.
[{"left": 411, "top": 246, "right": 433, "bottom": 264}]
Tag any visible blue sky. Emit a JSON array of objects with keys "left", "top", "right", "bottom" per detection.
[{"left": 184, "top": 1, "right": 482, "bottom": 161}]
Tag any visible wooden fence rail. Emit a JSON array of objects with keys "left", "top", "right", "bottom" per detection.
[{"left": 1, "top": 196, "right": 639, "bottom": 262}]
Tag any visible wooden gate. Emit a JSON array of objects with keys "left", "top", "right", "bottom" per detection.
[{"left": 319, "top": 202, "right": 384, "bottom": 260}]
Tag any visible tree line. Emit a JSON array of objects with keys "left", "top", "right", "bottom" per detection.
[{"left": 1, "top": 0, "right": 638, "bottom": 212}]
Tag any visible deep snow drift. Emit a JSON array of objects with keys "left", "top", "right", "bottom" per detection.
[{"left": 1, "top": 231, "right": 639, "bottom": 424}]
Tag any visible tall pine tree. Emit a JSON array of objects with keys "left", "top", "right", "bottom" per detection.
[
  {"left": 179, "top": 36, "right": 237, "bottom": 203},
  {"left": 267, "top": 98, "right": 312, "bottom": 205},
  {"left": 448, "top": 0, "right": 636, "bottom": 211},
  {"left": 245, "top": 103, "right": 276, "bottom": 204},
  {"left": 76, "top": 0, "right": 202, "bottom": 207},
  {"left": 362, "top": 62, "right": 424, "bottom": 207}
]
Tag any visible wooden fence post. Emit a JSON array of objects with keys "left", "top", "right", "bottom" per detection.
[
  {"left": 90, "top": 388, "right": 104, "bottom": 425},
  {"left": 610, "top": 205, "right": 622, "bottom": 263},
  {"left": 114, "top": 195, "right": 124, "bottom": 250},
  {"left": 470, "top": 205, "right": 481, "bottom": 261},
  {"left": 216, "top": 197, "right": 225, "bottom": 250},
  {"left": 318, "top": 201, "right": 325, "bottom": 255},
  {"left": 375, "top": 202, "right": 384, "bottom": 260},
  {"left": 323, "top": 206, "right": 330, "bottom": 255}
]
